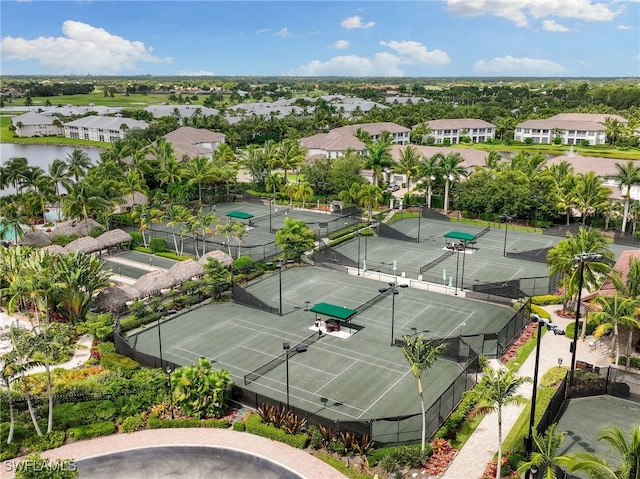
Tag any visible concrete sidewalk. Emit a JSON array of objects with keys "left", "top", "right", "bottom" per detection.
[{"left": 441, "top": 306, "right": 611, "bottom": 479}]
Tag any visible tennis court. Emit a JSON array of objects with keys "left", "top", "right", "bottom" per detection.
[{"left": 127, "top": 267, "right": 513, "bottom": 421}]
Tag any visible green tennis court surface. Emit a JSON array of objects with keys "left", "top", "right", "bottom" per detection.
[{"left": 127, "top": 267, "right": 513, "bottom": 421}]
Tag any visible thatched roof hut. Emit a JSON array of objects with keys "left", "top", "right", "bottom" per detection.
[
  {"left": 168, "top": 260, "right": 205, "bottom": 284},
  {"left": 64, "top": 236, "right": 103, "bottom": 254},
  {"left": 98, "top": 229, "right": 132, "bottom": 249},
  {"left": 198, "top": 250, "right": 233, "bottom": 268},
  {"left": 42, "top": 245, "right": 67, "bottom": 254},
  {"left": 94, "top": 285, "right": 135, "bottom": 312},
  {"left": 132, "top": 270, "right": 176, "bottom": 297},
  {"left": 19, "top": 231, "right": 52, "bottom": 247},
  {"left": 49, "top": 218, "right": 103, "bottom": 239},
  {"left": 116, "top": 192, "right": 149, "bottom": 213}
]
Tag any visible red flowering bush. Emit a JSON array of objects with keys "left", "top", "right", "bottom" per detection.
[
  {"left": 422, "top": 438, "right": 457, "bottom": 476},
  {"left": 500, "top": 322, "right": 537, "bottom": 362}
]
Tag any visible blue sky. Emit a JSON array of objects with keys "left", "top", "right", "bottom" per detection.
[{"left": 1, "top": 0, "right": 639, "bottom": 77}]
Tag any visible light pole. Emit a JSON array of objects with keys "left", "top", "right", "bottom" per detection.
[
  {"left": 416, "top": 203, "right": 423, "bottom": 244},
  {"left": 525, "top": 314, "right": 565, "bottom": 477},
  {"left": 283, "top": 342, "right": 290, "bottom": 409},
  {"left": 357, "top": 229, "right": 361, "bottom": 276},
  {"left": 157, "top": 315, "right": 164, "bottom": 369},
  {"left": 500, "top": 214, "right": 516, "bottom": 257},
  {"left": 570, "top": 253, "right": 603, "bottom": 377},
  {"left": 378, "top": 282, "right": 408, "bottom": 346},
  {"left": 166, "top": 366, "right": 175, "bottom": 419},
  {"left": 454, "top": 242, "right": 462, "bottom": 295}
]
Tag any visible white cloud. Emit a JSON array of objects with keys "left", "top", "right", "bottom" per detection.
[
  {"left": 617, "top": 24, "right": 632, "bottom": 29},
  {"left": 447, "top": 0, "right": 617, "bottom": 27},
  {"left": 256, "top": 28, "right": 271, "bottom": 34},
  {"left": 178, "top": 70, "right": 216, "bottom": 76},
  {"left": 291, "top": 40, "right": 450, "bottom": 76},
  {"left": 341, "top": 15, "right": 375, "bottom": 29},
  {"left": 274, "top": 28, "right": 291, "bottom": 38},
  {"left": 379, "top": 40, "right": 451, "bottom": 65},
  {"left": 333, "top": 40, "right": 349, "bottom": 49},
  {"left": 0, "top": 20, "right": 172, "bottom": 74},
  {"left": 542, "top": 20, "right": 569, "bottom": 32},
  {"left": 473, "top": 55, "right": 566, "bottom": 75}
]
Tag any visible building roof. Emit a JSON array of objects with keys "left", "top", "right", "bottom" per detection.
[
  {"left": 332, "top": 122, "right": 410, "bottom": 136},
  {"left": 390, "top": 144, "right": 489, "bottom": 170},
  {"left": 163, "top": 126, "right": 225, "bottom": 145},
  {"left": 426, "top": 118, "right": 495, "bottom": 130},
  {"left": 198, "top": 250, "right": 233, "bottom": 267},
  {"left": 300, "top": 131, "right": 365, "bottom": 153},
  {"left": 64, "top": 116, "right": 148, "bottom": 130},
  {"left": 12, "top": 111, "right": 56, "bottom": 126},
  {"left": 310, "top": 302, "right": 357, "bottom": 321},
  {"left": 145, "top": 105, "right": 220, "bottom": 118},
  {"left": 517, "top": 113, "right": 628, "bottom": 132}
]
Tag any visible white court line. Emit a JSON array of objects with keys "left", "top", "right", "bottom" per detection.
[
  {"left": 359, "top": 369, "right": 413, "bottom": 417},
  {"left": 313, "top": 361, "right": 359, "bottom": 395}
]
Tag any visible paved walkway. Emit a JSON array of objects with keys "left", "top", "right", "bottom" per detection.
[{"left": 441, "top": 305, "right": 611, "bottom": 479}]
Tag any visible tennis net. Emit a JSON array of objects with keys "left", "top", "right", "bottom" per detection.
[{"left": 252, "top": 207, "right": 290, "bottom": 225}]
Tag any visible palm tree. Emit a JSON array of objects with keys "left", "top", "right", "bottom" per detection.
[
  {"left": 183, "top": 156, "right": 217, "bottom": 206},
  {"left": 171, "top": 358, "right": 232, "bottom": 419},
  {"left": 603, "top": 117, "right": 626, "bottom": 147},
  {"left": 214, "top": 220, "right": 246, "bottom": 258},
  {"left": 363, "top": 137, "right": 394, "bottom": 186},
  {"left": 191, "top": 208, "right": 217, "bottom": 258},
  {"left": 0, "top": 202, "right": 30, "bottom": 241},
  {"left": 573, "top": 172, "right": 611, "bottom": 225},
  {"left": 62, "top": 181, "right": 111, "bottom": 229},
  {"left": 609, "top": 161, "right": 640, "bottom": 233},
  {"left": 395, "top": 145, "right": 421, "bottom": 193},
  {"left": 165, "top": 204, "right": 193, "bottom": 255},
  {"left": 294, "top": 181, "right": 314, "bottom": 208},
  {"left": 283, "top": 182, "right": 299, "bottom": 207},
  {"left": 563, "top": 424, "right": 640, "bottom": 479},
  {"left": 122, "top": 171, "right": 149, "bottom": 205},
  {"left": 131, "top": 204, "right": 164, "bottom": 249},
  {"left": 338, "top": 182, "right": 362, "bottom": 207},
  {"left": 418, "top": 153, "right": 442, "bottom": 209},
  {"left": 48, "top": 159, "right": 71, "bottom": 220},
  {"left": 265, "top": 172, "right": 284, "bottom": 205},
  {"left": 516, "top": 423, "right": 569, "bottom": 479},
  {"left": 65, "top": 148, "right": 92, "bottom": 182},
  {"left": 469, "top": 366, "right": 530, "bottom": 479},
  {"left": 401, "top": 334, "right": 447, "bottom": 452},
  {"left": 358, "top": 183, "right": 383, "bottom": 219},
  {"left": 554, "top": 172, "right": 579, "bottom": 226},
  {"left": 591, "top": 293, "right": 640, "bottom": 364},
  {"left": 439, "top": 152, "right": 468, "bottom": 214},
  {"left": 276, "top": 139, "right": 306, "bottom": 183},
  {"left": 1, "top": 157, "right": 29, "bottom": 194}
]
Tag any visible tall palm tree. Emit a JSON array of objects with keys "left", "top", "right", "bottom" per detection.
[
  {"left": 363, "top": 138, "right": 394, "bottom": 186},
  {"left": 401, "top": 334, "right": 447, "bottom": 452},
  {"left": 276, "top": 139, "right": 306, "bottom": 183},
  {"left": 470, "top": 366, "right": 530, "bottom": 479},
  {"left": 191, "top": 208, "right": 217, "bottom": 258},
  {"left": 553, "top": 172, "right": 579, "bottom": 226},
  {"left": 609, "top": 161, "right": 640, "bottom": 233},
  {"left": 573, "top": 172, "right": 611, "bottom": 226},
  {"left": 418, "top": 153, "right": 442, "bottom": 209},
  {"left": 563, "top": 424, "right": 640, "bottom": 479},
  {"left": 516, "top": 423, "right": 569, "bottom": 479},
  {"left": 603, "top": 117, "right": 626, "bottom": 147},
  {"left": 294, "top": 181, "right": 314, "bottom": 208},
  {"left": 395, "top": 145, "right": 421, "bottom": 193},
  {"left": 338, "top": 182, "right": 363, "bottom": 207},
  {"left": 48, "top": 159, "right": 71, "bottom": 220},
  {"left": 1, "top": 157, "right": 29, "bottom": 194},
  {"left": 591, "top": 293, "right": 640, "bottom": 364},
  {"left": 183, "top": 156, "right": 217, "bottom": 206},
  {"left": 65, "top": 148, "right": 92, "bottom": 182},
  {"left": 165, "top": 204, "right": 193, "bottom": 255},
  {"left": 131, "top": 204, "right": 164, "bottom": 249},
  {"left": 214, "top": 220, "right": 246, "bottom": 258},
  {"left": 439, "top": 152, "right": 468, "bottom": 214},
  {"left": 0, "top": 202, "right": 30, "bottom": 241},
  {"left": 62, "top": 181, "right": 111, "bottom": 229},
  {"left": 265, "top": 172, "right": 284, "bottom": 205},
  {"left": 156, "top": 156, "right": 183, "bottom": 188}
]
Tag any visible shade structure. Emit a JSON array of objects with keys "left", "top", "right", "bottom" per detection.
[
  {"left": 197, "top": 250, "right": 233, "bottom": 268},
  {"left": 168, "top": 260, "right": 205, "bottom": 283},
  {"left": 42, "top": 244, "right": 67, "bottom": 254},
  {"left": 97, "top": 229, "right": 132, "bottom": 249},
  {"left": 94, "top": 285, "right": 135, "bottom": 312},
  {"left": 49, "top": 218, "right": 103, "bottom": 239},
  {"left": 310, "top": 302, "right": 357, "bottom": 321},
  {"left": 225, "top": 211, "right": 254, "bottom": 220},
  {"left": 64, "top": 236, "right": 103, "bottom": 254},
  {"left": 18, "top": 231, "right": 52, "bottom": 247},
  {"left": 444, "top": 231, "right": 477, "bottom": 242},
  {"left": 132, "top": 270, "right": 176, "bottom": 297}
]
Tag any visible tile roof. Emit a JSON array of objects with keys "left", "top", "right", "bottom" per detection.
[
  {"left": 426, "top": 118, "right": 496, "bottom": 129},
  {"left": 64, "top": 116, "right": 148, "bottom": 130}
]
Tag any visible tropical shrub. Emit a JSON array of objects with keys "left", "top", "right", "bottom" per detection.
[
  {"left": 121, "top": 414, "right": 146, "bottom": 433},
  {"left": 149, "top": 238, "right": 168, "bottom": 253},
  {"left": 171, "top": 358, "right": 232, "bottom": 419},
  {"left": 233, "top": 255, "right": 254, "bottom": 271},
  {"left": 232, "top": 421, "right": 246, "bottom": 432},
  {"left": 531, "top": 295, "right": 563, "bottom": 305},
  {"left": 147, "top": 415, "right": 230, "bottom": 429},
  {"left": 66, "top": 421, "right": 116, "bottom": 440},
  {"left": 100, "top": 353, "right": 140, "bottom": 378},
  {"left": 244, "top": 413, "right": 308, "bottom": 449},
  {"left": 53, "top": 400, "right": 116, "bottom": 429},
  {"left": 13, "top": 453, "right": 78, "bottom": 479},
  {"left": 21, "top": 431, "right": 66, "bottom": 453}
]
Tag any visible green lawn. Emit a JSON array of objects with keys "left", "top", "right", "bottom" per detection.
[
  {"left": 451, "top": 141, "right": 640, "bottom": 160},
  {"left": 7, "top": 92, "right": 177, "bottom": 109}
]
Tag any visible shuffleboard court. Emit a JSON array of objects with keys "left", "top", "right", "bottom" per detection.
[{"left": 116, "top": 250, "right": 178, "bottom": 270}]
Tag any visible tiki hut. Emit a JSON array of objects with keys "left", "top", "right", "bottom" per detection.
[
  {"left": 198, "top": 250, "right": 233, "bottom": 268},
  {"left": 132, "top": 270, "right": 176, "bottom": 298},
  {"left": 18, "top": 231, "right": 52, "bottom": 247},
  {"left": 116, "top": 192, "right": 149, "bottom": 213},
  {"left": 94, "top": 285, "right": 135, "bottom": 312},
  {"left": 64, "top": 236, "right": 103, "bottom": 254},
  {"left": 97, "top": 229, "right": 132, "bottom": 250},
  {"left": 168, "top": 260, "right": 205, "bottom": 284},
  {"left": 49, "top": 218, "right": 103, "bottom": 239},
  {"left": 42, "top": 245, "right": 67, "bottom": 254}
]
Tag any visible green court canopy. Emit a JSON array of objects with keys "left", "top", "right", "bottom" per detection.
[
  {"left": 310, "top": 302, "right": 357, "bottom": 321},
  {"left": 444, "top": 231, "right": 477, "bottom": 242},
  {"left": 226, "top": 211, "right": 254, "bottom": 220}
]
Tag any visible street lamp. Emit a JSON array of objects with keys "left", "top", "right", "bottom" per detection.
[
  {"left": 283, "top": 342, "right": 290, "bottom": 409},
  {"left": 525, "top": 314, "right": 565, "bottom": 476},
  {"left": 157, "top": 315, "right": 164, "bottom": 369},
  {"left": 499, "top": 214, "right": 516, "bottom": 257},
  {"left": 357, "top": 229, "right": 361, "bottom": 276},
  {"left": 378, "top": 282, "right": 408, "bottom": 346},
  {"left": 166, "top": 366, "right": 175, "bottom": 419},
  {"left": 569, "top": 253, "right": 603, "bottom": 376}
]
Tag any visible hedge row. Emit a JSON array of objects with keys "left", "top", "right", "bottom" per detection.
[
  {"left": 244, "top": 413, "right": 308, "bottom": 449},
  {"left": 66, "top": 421, "right": 116, "bottom": 441},
  {"left": 530, "top": 304, "right": 551, "bottom": 319},
  {"left": 53, "top": 400, "right": 116, "bottom": 429},
  {"left": 531, "top": 295, "right": 563, "bottom": 305},
  {"left": 147, "top": 414, "right": 230, "bottom": 429}
]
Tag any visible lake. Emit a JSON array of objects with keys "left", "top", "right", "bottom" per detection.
[{"left": 0, "top": 143, "right": 104, "bottom": 196}]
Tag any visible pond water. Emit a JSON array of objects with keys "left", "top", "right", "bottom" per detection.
[{"left": 0, "top": 143, "right": 103, "bottom": 196}]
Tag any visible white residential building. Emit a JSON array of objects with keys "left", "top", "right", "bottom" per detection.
[
  {"left": 63, "top": 116, "right": 148, "bottom": 143},
  {"left": 514, "top": 113, "right": 627, "bottom": 145},
  {"left": 11, "top": 112, "right": 63, "bottom": 137},
  {"left": 424, "top": 119, "right": 496, "bottom": 144}
]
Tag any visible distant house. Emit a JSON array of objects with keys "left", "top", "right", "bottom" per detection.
[
  {"left": 63, "top": 116, "right": 147, "bottom": 143},
  {"left": 162, "top": 127, "right": 226, "bottom": 160},
  {"left": 11, "top": 112, "right": 62, "bottom": 137},
  {"left": 422, "top": 119, "right": 496, "bottom": 144},
  {"left": 300, "top": 122, "right": 411, "bottom": 160},
  {"left": 514, "top": 113, "right": 627, "bottom": 145},
  {"left": 145, "top": 104, "right": 219, "bottom": 119}
]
